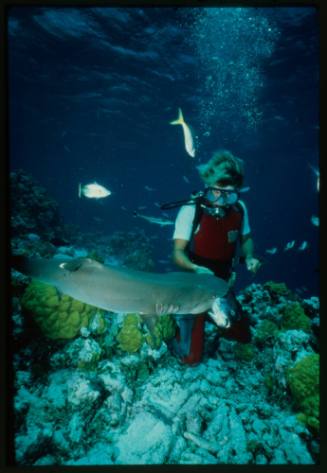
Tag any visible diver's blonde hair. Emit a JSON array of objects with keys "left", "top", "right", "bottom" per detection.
[{"left": 197, "top": 149, "right": 244, "bottom": 188}]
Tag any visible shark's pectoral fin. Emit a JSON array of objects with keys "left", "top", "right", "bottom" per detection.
[{"left": 155, "top": 303, "right": 180, "bottom": 315}]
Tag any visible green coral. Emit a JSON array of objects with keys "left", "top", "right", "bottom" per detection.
[
  {"left": 263, "top": 281, "right": 291, "bottom": 298},
  {"left": 21, "top": 280, "right": 107, "bottom": 339},
  {"left": 116, "top": 314, "right": 144, "bottom": 353},
  {"left": 254, "top": 319, "right": 280, "bottom": 346},
  {"left": 287, "top": 353, "right": 319, "bottom": 433},
  {"left": 264, "top": 373, "right": 274, "bottom": 393},
  {"left": 234, "top": 343, "right": 255, "bottom": 362},
  {"left": 145, "top": 314, "right": 176, "bottom": 349},
  {"left": 280, "top": 302, "right": 311, "bottom": 333}
]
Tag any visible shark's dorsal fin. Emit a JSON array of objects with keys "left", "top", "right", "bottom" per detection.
[
  {"left": 60, "top": 257, "right": 104, "bottom": 273},
  {"left": 60, "top": 258, "right": 86, "bottom": 272}
]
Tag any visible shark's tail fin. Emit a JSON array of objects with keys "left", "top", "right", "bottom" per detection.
[
  {"left": 169, "top": 107, "right": 184, "bottom": 126},
  {"left": 78, "top": 183, "right": 82, "bottom": 198}
]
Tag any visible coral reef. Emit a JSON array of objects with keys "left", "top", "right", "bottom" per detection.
[
  {"left": 116, "top": 314, "right": 144, "bottom": 353},
  {"left": 145, "top": 314, "right": 176, "bottom": 349},
  {"left": 106, "top": 229, "right": 155, "bottom": 271},
  {"left": 234, "top": 343, "right": 256, "bottom": 362},
  {"left": 12, "top": 270, "right": 319, "bottom": 466},
  {"left": 10, "top": 170, "right": 68, "bottom": 244},
  {"left": 254, "top": 319, "right": 280, "bottom": 346},
  {"left": 287, "top": 354, "right": 319, "bottom": 433},
  {"left": 280, "top": 302, "right": 311, "bottom": 333},
  {"left": 21, "top": 281, "right": 107, "bottom": 339},
  {"left": 263, "top": 281, "right": 292, "bottom": 299}
]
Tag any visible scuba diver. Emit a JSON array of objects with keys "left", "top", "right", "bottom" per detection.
[{"left": 163, "top": 149, "right": 262, "bottom": 365}]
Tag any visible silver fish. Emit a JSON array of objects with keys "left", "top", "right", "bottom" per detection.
[
  {"left": 265, "top": 247, "right": 278, "bottom": 255},
  {"left": 13, "top": 257, "right": 229, "bottom": 325},
  {"left": 284, "top": 240, "right": 296, "bottom": 251},
  {"left": 309, "top": 164, "right": 319, "bottom": 192},
  {"left": 311, "top": 215, "right": 319, "bottom": 227},
  {"left": 298, "top": 241, "right": 309, "bottom": 251},
  {"left": 79, "top": 182, "right": 111, "bottom": 199}
]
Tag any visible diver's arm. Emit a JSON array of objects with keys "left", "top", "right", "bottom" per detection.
[
  {"left": 240, "top": 234, "right": 261, "bottom": 273},
  {"left": 173, "top": 239, "right": 197, "bottom": 271},
  {"left": 240, "top": 233, "right": 254, "bottom": 260},
  {"left": 173, "top": 239, "right": 214, "bottom": 275}
]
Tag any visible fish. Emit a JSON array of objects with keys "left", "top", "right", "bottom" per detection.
[
  {"left": 170, "top": 107, "right": 196, "bottom": 158},
  {"left": 64, "top": 145, "right": 71, "bottom": 152},
  {"left": 239, "top": 186, "right": 251, "bottom": 193},
  {"left": 78, "top": 182, "right": 111, "bottom": 199},
  {"left": 12, "top": 256, "right": 229, "bottom": 328},
  {"left": 284, "top": 240, "right": 296, "bottom": 251},
  {"left": 311, "top": 215, "right": 319, "bottom": 227},
  {"left": 183, "top": 175, "right": 190, "bottom": 184},
  {"left": 144, "top": 185, "right": 156, "bottom": 192},
  {"left": 133, "top": 212, "right": 174, "bottom": 226},
  {"left": 298, "top": 241, "right": 309, "bottom": 251},
  {"left": 265, "top": 247, "right": 278, "bottom": 255},
  {"left": 309, "top": 164, "right": 320, "bottom": 192}
]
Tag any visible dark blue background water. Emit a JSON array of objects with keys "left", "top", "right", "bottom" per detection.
[{"left": 8, "top": 6, "right": 319, "bottom": 295}]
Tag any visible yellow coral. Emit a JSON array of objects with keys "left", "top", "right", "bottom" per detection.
[
  {"left": 117, "top": 314, "right": 144, "bottom": 353},
  {"left": 21, "top": 280, "right": 106, "bottom": 340},
  {"left": 144, "top": 314, "right": 176, "bottom": 349}
]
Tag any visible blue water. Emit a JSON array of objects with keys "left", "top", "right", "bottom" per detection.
[{"left": 8, "top": 6, "right": 319, "bottom": 294}]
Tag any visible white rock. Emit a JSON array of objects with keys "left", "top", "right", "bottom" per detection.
[{"left": 114, "top": 412, "right": 173, "bottom": 464}]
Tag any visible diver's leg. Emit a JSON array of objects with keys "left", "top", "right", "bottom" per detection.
[
  {"left": 170, "top": 315, "right": 195, "bottom": 357},
  {"left": 169, "top": 314, "right": 206, "bottom": 365},
  {"left": 218, "top": 291, "right": 252, "bottom": 343}
]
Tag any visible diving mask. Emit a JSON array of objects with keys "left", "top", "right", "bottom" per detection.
[{"left": 204, "top": 186, "right": 239, "bottom": 206}]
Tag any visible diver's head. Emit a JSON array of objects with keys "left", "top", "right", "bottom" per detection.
[
  {"left": 204, "top": 183, "right": 239, "bottom": 207},
  {"left": 197, "top": 149, "right": 244, "bottom": 190},
  {"left": 197, "top": 149, "right": 244, "bottom": 211}
]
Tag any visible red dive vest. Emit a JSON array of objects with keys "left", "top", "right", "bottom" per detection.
[{"left": 192, "top": 204, "right": 243, "bottom": 262}]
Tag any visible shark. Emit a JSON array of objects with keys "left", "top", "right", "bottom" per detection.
[
  {"left": 12, "top": 256, "right": 231, "bottom": 330},
  {"left": 133, "top": 211, "right": 174, "bottom": 226}
]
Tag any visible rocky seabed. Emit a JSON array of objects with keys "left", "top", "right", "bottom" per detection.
[{"left": 14, "top": 331, "right": 316, "bottom": 466}]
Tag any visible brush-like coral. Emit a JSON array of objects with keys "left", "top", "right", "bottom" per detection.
[
  {"left": 21, "top": 281, "right": 107, "bottom": 339},
  {"left": 145, "top": 314, "right": 177, "bottom": 349},
  {"left": 263, "top": 281, "right": 291, "bottom": 299},
  {"left": 116, "top": 314, "right": 144, "bottom": 353},
  {"left": 254, "top": 320, "right": 280, "bottom": 346},
  {"left": 234, "top": 343, "right": 256, "bottom": 362},
  {"left": 280, "top": 302, "right": 311, "bottom": 333},
  {"left": 287, "top": 353, "right": 319, "bottom": 433}
]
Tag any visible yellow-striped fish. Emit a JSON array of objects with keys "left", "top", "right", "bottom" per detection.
[{"left": 170, "top": 107, "right": 196, "bottom": 158}]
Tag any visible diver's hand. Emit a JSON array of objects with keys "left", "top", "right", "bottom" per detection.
[
  {"left": 193, "top": 265, "right": 215, "bottom": 276},
  {"left": 245, "top": 256, "right": 262, "bottom": 273}
]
